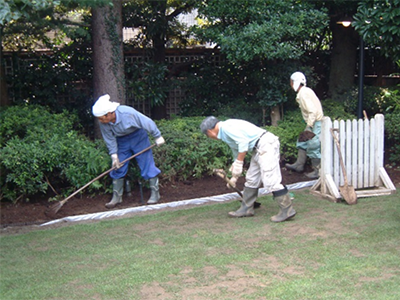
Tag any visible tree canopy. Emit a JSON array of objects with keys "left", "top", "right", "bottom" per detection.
[
  {"left": 353, "top": 0, "right": 400, "bottom": 61},
  {"left": 194, "top": 0, "right": 328, "bottom": 63}
]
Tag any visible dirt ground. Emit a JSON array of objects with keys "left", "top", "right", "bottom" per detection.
[{"left": 1, "top": 164, "right": 399, "bottom": 230}]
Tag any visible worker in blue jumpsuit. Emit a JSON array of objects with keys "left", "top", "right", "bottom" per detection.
[{"left": 92, "top": 94, "right": 165, "bottom": 208}]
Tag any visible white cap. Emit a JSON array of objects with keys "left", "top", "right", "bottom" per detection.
[
  {"left": 290, "top": 72, "right": 306, "bottom": 92},
  {"left": 92, "top": 94, "right": 120, "bottom": 117}
]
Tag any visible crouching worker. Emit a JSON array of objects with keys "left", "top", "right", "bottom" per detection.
[
  {"left": 92, "top": 94, "right": 165, "bottom": 208},
  {"left": 200, "top": 116, "right": 296, "bottom": 222}
]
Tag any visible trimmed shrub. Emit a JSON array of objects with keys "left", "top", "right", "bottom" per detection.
[
  {"left": 153, "top": 117, "right": 232, "bottom": 182},
  {"left": 0, "top": 105, "right": 109, "bottom": 202}
]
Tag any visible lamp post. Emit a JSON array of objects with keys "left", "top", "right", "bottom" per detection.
[{"left": 337, "top": 16, "right": 364, "bottom": 119}]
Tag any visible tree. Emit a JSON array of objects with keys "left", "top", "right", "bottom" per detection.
[
  {"left": 193, "top": 0, "right": 328, "bottom": 125},
  {"left": 353, "top": 0, "right": 400, "bottom": 62},
  {"left": 91, "top": 0, "right": 125, "bottom": 138},
  {"left": 0, "top": 0, "right": 61, "bottom": 106},
  {"left": 315, "top": 0, "right": 360, "bottom": 101},
  {"left": 0, "top": 0, "right": 111, "bottom": 109}
]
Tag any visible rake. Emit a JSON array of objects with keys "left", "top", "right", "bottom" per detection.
[{"left": 49, "top": 144, "right": 156, "bottom": 215}]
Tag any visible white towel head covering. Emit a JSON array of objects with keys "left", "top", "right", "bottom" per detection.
[{"left": 92, "top": 94, "right": 120, "bottom": 117}]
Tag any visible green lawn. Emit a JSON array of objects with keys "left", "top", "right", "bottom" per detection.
[{"left": 1, "top": 189, "right": 399, "bottom": 300}]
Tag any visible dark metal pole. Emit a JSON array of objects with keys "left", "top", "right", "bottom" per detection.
[{"left": 358, "top": 37, "right": 364, "bottom": 119}]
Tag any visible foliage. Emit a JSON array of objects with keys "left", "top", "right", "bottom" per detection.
[
  {"left": 7, "top": 49, "right": 94, "bottom": 131},
  {"left": 385, "top": 112, "right": 400, "bottom": 165},
  {"left": 383, "top": 85, "right": 400, "bottom": 113},
  {"left": 194, "top": 0, "right": 328, "bottom": 63},
  {"left": 123, "top": 0, "right": 197, "bottom": 48},
  {"left": 177, "top": 58, "right": 309, "bottom": 125},
  {"left": 266, "top": 110, "right": 304, "bottom": 161},
  {"left": 342, "top": 85, "right": 400, "bottom": 117},
  {"left": 353, "top": 0, "right": 400, "bottom": 61},
  {"left": 153, "top": 116, "right": 232, "bottom": 182},
  {"left": 125, "top": 61, "right": 169, "bottom": 108},
  {"left": 190, "top": 0, "right": 328, "bottom": 114},
  {"left": 177, "top": 59, "right": 264, "bottom": 124},
  {"left": 320, "top": 98, "right": 356, "bottom": 121},
  {"left": 0, "top": 105, "right": 109, "bottom": 202},
  {"left": 0, "top": 0, "right": 60, "bottom": 26}
]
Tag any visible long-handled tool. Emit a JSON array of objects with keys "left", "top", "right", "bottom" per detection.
[
  {"left": 213, "top": 169, "right": 243, "bottom": 197},
  {"left": 330, "top": 129, "right": 357, "bottom": 205},
  {"left": 49, "top": 144, "right": 156, "bottom": 215},
  {"left": 213, "top": 169, "right": 261, "bottom": 208}
]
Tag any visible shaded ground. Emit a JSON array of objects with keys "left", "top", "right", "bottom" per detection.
[{"left": 1, "top": 164, "right": 399, "bottom": 228}]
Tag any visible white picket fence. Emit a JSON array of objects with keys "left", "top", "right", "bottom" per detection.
[{"left": 310, "top": 114, "right": 396, "bottom": 202}]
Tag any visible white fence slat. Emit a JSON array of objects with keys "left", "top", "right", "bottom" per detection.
[
  {"left": 376, "top": 115, "right": 384, "bottom": 168},
  {"left": 357, "top": 119, "right": 364, "bottom": 188},
  {"left": 339, "top": 120, "right": 346, "bottom": 186},
  {"left": 364, "top": 119, "right": 370, "bottom": 187},
  {"left": 333, "top": 120, "right": 340, "bottom": 187},
  {"left": 352, "top": 120, "right": 358, "bottom": 188},
  {"left": 369, "top": 119, "right": 376, "bottom": 186},
  {"left": 312, "top": 114, "right": 395, "bottom": 201},
  {"left": 345, "top": 120, "right": 353, "bottom": 186},
  {"left": 322, "top": 117, "right": 333, "bottom": 195}
]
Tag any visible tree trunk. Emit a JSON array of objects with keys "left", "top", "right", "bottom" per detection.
[
  {"left": 270, "top": 105, "right": 281, "bottom": 127},
  {"left": 91, "top": 0, "right": 125, "bottom": 139},
  {"left": 328, "top": 19, "right": 358, "bottom": 101},
  {"left": 0, "top": 28, "right": 10, "bottom": 107}
]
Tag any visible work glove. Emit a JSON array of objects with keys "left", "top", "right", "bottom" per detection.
[
  {"left": 155, "top": 136, "right": 165, "bottom": 146},
  {"left": 111, "top": 154, "right": 123, "bottom": 169},
  {"left": 298, "top": 130, "right": 316, "bottom": 142},
  {"left": 226, "top": 176, "right": 238, "bottom": 189},
  {"left": 229, "top": 159, "right": 243, "bottom": 178}
]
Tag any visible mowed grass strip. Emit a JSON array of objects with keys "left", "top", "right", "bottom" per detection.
[{"left": 1, "top": 189, "right": 399, "bottom": 300}]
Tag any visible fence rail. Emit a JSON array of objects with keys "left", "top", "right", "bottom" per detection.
[{"left": 311, "top": 114, "right": 396, "bottom": 202}]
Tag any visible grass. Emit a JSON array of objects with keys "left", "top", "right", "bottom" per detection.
[{"left": 1, "top": 189, "right": 399, "bottom": 300}]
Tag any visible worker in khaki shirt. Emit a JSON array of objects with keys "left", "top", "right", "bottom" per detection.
[{"left": 285, "top": 72, "right": 324, "bottom": 179}]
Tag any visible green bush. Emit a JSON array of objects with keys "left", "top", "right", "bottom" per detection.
[
  {"left": 385, "top": 112, "right": 400, "bottom": 166},
  {"left": 0, "top": 105, "right": 110, "bottom": 202},
  {"left": 2, "top": 103, "right": 397, "bottom": 203},
  {"left": 153, "top": 117, "right": 232, "bottom": 182}
]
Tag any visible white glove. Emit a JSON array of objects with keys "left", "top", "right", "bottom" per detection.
[
  {"left": 111, "top": 154, "right": 123, "bottom": 169},
  {"left": 155, "top": 136, "right": 165, "bottom": 146},
  {"left": 229, "top": 160, "right": 243, "bottom": 178},
  {"left": 227, "top": 176, "right": 238, "bottom": 189}
]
